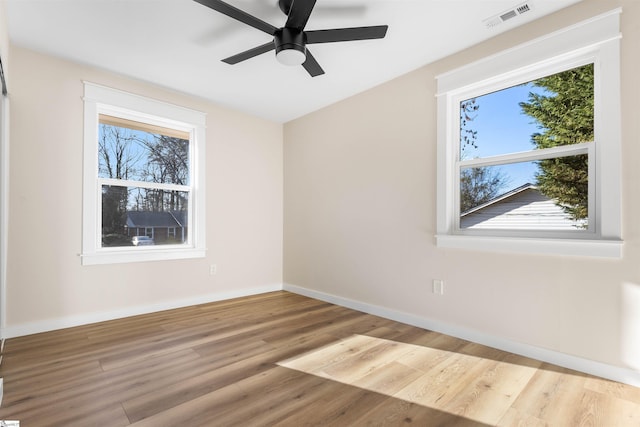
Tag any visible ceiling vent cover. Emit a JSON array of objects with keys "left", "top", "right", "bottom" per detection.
[{"left": 483, "top": 2, "right": 533, "bottom": 29}]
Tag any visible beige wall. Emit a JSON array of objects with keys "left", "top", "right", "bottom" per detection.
[
  {"left": 284, "top": 0, "right": 640, "bottom": 371},
  {"left": 0, "top": 1, "right": 8, "bottom": 77},
  {"left": 6, "top": 47, "right": 283, "bottom": 331},
  {"left": 0, "top": 0, "right": 9, "bottom": 332}
]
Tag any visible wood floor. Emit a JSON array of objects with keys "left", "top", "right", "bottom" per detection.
[{"left": 0, "top": 291, "right": 639, "bottom": 426}]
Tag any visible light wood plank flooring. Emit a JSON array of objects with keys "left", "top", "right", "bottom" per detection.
[{"left": 0, "top": 291, "right": 639, "bottom": 426}]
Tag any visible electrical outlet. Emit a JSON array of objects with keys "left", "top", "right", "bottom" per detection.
[
  {"left": 432, "top": 279, "right": 444, "bottom": 295},
  {"left": 209, "top": 264, "right": 217, "bottom": 276}
]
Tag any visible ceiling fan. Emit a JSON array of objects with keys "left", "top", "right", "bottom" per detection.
[{"left": 194, "top": 0, "right": 388, "bottom": 77}]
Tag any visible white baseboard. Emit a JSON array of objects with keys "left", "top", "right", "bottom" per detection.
[
  {"left": 4, "top": 281, "right": 639, "bottom": 388},
  {"left": 1, "top": 284, "right": 283, "bottom": 339},
  {"left": 284, "top": 283, "right": 640, "bottom": 388}
]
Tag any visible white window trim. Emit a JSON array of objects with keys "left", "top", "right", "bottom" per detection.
[
  {"left": 435, "top": 9, "right": 622, "bottom": 258},
  {"left": 81, "top": 82, "right": 207, "bottom": 265}
]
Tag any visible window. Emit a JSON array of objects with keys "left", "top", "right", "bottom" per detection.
[
  {"left": 82, "top": 83, "right": 206, "bottom": 265},
  {"left": 458, "top": 64, "right": 593, "bottom": 234},
  {"left": 436, "top": 10, "right": 622, "bottom": 257}
]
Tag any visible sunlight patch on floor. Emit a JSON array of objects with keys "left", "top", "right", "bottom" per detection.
[{"left": 277, "top": 334, "right": 540, "bottom": 425}]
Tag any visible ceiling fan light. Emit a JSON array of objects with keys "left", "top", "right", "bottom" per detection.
[
  {"left": 276, "top": 48, "right": 306, "bottom": 66},
  {"left": 274, "top": 28, "right": 306, "bottom": 66}
]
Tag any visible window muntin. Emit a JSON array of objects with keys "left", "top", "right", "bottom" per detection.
[
  {"left": 456, "top": 64, "right": 593, "bottom": 235},
  {"left": 82, "top": 82, "right": 206, "bottom": 265}
]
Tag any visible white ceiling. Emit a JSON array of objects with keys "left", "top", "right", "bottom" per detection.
[{"left": 6, "top": 0, "right": 581, "bottom": 123}]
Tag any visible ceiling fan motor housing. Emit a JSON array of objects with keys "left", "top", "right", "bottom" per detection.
[{"left": 274, "top": 27, "right": 307, "bottom": 65}]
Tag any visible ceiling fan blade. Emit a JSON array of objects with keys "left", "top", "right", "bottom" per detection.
[
  {"left": 222, "top": 41, "right": 275, "bottom": 64},
  {"left": 194, "top": 0, "right": 277, "bottom": 35},
  {"left": 285, "top": 0, "right": 317, "bottom": 31},
  {"left": 306, "top": 25, "right": 388, "bottom": 44},
  {"left": 302, "top": 49, "right": 324, "bottom": 77}
]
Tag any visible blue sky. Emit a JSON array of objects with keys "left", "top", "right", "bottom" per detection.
[{"left": 461, "top": 82, "right": 547, "bottom": 190}]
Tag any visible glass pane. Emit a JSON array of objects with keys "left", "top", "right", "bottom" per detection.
[
  {"left": 460, "top": 63, "right": 594, "bottom": 159},
  {"left": 98, "top": 115, "right": 190, "bottom": 185},
  {"left": 460, "top": 155, "right": 588, "bottom": 230},
  {"left": 101, "top": 185, "right": 189, "bottom": 247}
]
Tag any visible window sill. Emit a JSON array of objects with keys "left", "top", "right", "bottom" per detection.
[
  {"left": 81, "top": 247, "right": 206, "bottom": 265},
  {"left": 435, "top": 234, "right": 622, "bottom": 258}
]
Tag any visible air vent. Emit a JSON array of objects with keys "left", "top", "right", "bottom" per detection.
[
  {"left": 483, "top": 2, "right": 533, "bottom": 29},
  {"left": 500, "top": 10, "right": 518, "bottom": 21}
]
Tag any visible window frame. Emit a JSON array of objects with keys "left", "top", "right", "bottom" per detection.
[
  {"left": 435, "top": 9, "right": 622, "bottom": 258},
  {"left": 82, "top": 82, "right": 206, "bottom": 265},
  {"left": 455, "top": 60, "right": 596, "bottom": 239}
]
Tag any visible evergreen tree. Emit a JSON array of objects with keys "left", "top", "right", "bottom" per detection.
[{"left": 520, "top": 64, "right": 593, "bottom": 221}]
